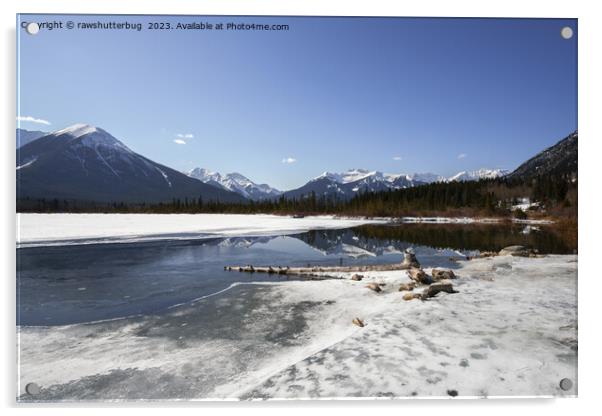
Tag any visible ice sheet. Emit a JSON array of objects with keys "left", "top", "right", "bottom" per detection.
[
  {"left": 18, "top": 255, "right": 577, "bottom": 400},
  {"left": 16, "top": 214, "right": 386, "bottom": 247}
]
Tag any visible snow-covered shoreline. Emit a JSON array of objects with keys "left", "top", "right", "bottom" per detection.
[
  {"left": 18, "top": 255, "right": 577, "bottom": 400},
  {"left": 238, "top": 255, "right": 577, "bottom": 399},
  {"left": 16, "top": 213, "right": 553, "bottom": 248},
  {"left": 16, "top": 213, "right": 387, "bottom": 248},
  {"left": 393, "top": 216, "right": 554, "bottom": 225}
]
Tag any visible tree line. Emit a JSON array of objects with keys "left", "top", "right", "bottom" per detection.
[{"left": 16, "top": 173, "right": 577, "bottom": 219}]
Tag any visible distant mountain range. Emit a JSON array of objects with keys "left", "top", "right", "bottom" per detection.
[
  {"left": 280, "top": 169, "right": 421, "bottom": 201},
  {"left": 278, "top": 168, "right": 510, "bottom": 200},
  {"left": 16, "top": 125, "right": 577, "bottom": 204},
  {"left": 16, "top": 124, "right": 245, "bottom": 204},
  {"left": 184, "top": 166, "right": 509, "bottom": 201},
  {"left": 17, "top": 128, "right": 46, "bottom": 148},
  {"left": 187, "top": 168, "right": 282, "bottom": 200}
]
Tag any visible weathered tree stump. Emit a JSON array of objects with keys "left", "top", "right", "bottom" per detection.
[{"left": 402, "top": 248, "right": 420, "bottom": 268}]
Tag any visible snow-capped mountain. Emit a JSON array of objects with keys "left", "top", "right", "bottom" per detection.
[
  {"left": 187, "top": 168, "right": 225, "bottom": 189},
  {"left": 316, "top": 169, "right": 395, "bottom": 184},
  {"left": 282, "top": 167, "right": 509, "bottom": 200},
  {"left": 407, "top": 172, "right": 446, "bottom": 183},
  {"left": 187, "top": 168, "right": 281, "bottom": 200},
  {"left": 17, "top": 124, "right": 245, "bottom": 204},
  {"left": 282, "top": 169, "right": 428, "bottom": 200},
  {"left": 446, "top": 168, "right": 510, "bottom": 182}
]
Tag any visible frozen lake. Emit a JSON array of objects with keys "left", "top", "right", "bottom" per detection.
[
  {"left": 17, "top": 230, "right": 460, "bottom": 326},
  {"left": 17, "top": 222, "right": 574, "bottom": 326},
  {"left": 16, "top": 217, "right": 578, "bottom": 400}
]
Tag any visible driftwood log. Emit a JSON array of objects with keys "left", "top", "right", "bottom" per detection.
[{"left": 224, "top": 262, "right": 413, "bottom": 278}]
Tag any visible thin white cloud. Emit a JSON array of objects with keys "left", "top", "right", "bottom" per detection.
[
  {"left": 177, "top": 133, "right": 194, "bottom": 139},
  {"left": 17, "top": 116, "right": 51, "bottom": 126},
  {"left": 173, "top": 139, "right": 187, "bottom": 145},
  {"left": 282, "top": 157, "right": 297, "bottom": 164},
  {"left": 457, "top": 153, "right": 467, "bottom": 159},
  {"left": 392, "top": 156, "right": 402, "bottom": 161}
]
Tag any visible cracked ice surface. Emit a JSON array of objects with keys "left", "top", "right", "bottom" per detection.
[
  {"left": 18, "top": 255, "right": 577, "bottom": 401},
  {"left": 242, "top": 255, "right": 578, "bottom": 399}
]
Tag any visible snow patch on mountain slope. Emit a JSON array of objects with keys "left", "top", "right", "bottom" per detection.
[
  {"left": 52, "top": 123, "right": 99, "bottom": 138},
  {"left": 16, "top": 157, "right": 37, "bottom": 170},
  {"left": 54, "top": 124, "right": 134, "bottom": 155},
  {"left": 92, "top": 147, "right": 120, "bottom": 177},
  {"left": 155, "top": 167, "right": 172, "bottom": 188}
]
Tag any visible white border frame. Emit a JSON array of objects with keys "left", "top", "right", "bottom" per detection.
[{"left": 2, "top": 1, "right": 600, "bottom": 415}]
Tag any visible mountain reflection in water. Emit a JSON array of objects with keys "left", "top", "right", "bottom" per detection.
[{"left": 17, "top": 223, "right": 575, "bottom": 326}]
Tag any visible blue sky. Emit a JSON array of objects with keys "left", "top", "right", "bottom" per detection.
[{"left": 17, "top": 15, "right": 577, "bottom": 190}]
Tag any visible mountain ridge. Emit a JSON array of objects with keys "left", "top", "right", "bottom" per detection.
[
  {"left": 186, "top": 166, "right": 510, "bottom": 201},
  {"left": 281, "top": 167, "right": 509, "bottom": 200},
  {"left": 17, "top": 124, "right": 246, "bottom": 204},
  {"left": 187, "top": 168, "right": 282, "bottom": 200},
  {"left": 508, "top": 131, "right": 577, "bottom": 179}
]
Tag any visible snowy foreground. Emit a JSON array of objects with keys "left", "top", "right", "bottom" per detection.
[
  {"left": 18, "top": 254, "right": 577, "bottom": 400},
  {"left": 17, "top": 214, "right": 385, "bottom": 247}
]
